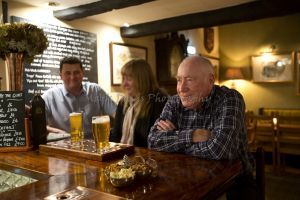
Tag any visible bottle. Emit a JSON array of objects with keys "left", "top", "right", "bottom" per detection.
[{"left": 31, "top": 94, "right": 47, "bottom": 149}]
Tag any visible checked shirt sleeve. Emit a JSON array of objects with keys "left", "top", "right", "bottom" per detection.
[
  {"left": 186, "top": 92, "right": 246, "bottom": 160},
  {"left": 148, "top": 96, "right": 193, "bottom": 152}
]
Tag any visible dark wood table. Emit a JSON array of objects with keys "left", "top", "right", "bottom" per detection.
[{"left": 0, "top": 147, "right": 242, "bottom": 200}]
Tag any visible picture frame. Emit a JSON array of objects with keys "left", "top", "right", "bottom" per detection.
[
  {"left": 251, "top": 52, "right": 294, "bottom": 83},
  {"left": 297, "top": 52, "right": 300, "bottom": 95},
  {"left": 109, "top": 42, "right": 147, "bottom": 86},
  {"left": 201, "top": 54, "right": 220, "bottom": 84}
]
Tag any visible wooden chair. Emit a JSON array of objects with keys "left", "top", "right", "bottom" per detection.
[
  {"left": 253, "top": 115, "right": 276, "bottom": 173},
  {"left": 245, "top": 111, "right": 256, "bottom": 152},
  {"left": 277, "top": 116, "right": 300, "bottom": 174}
]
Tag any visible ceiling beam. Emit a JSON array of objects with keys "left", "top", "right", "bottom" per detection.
[
  {"left": 54, "top": 0, "right": 155, "bottom": 21},
  {"left": 121, "top": 0, "right": 300, "bottom": 38}
]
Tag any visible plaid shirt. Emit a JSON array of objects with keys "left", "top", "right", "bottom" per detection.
[{"left": 148, "top": 85, "right": 252, "bottom": 172}]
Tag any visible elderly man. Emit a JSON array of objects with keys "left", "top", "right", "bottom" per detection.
[{"left": 148, "top": 55, "right": 257, "bottom": 200}]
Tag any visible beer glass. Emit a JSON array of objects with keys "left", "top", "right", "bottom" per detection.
[
  {"left": 92, "top": 115, "right": 110, "bottom": 153},
  {"left": 69, "top": 112, "right": 83, "bottom": 147}
]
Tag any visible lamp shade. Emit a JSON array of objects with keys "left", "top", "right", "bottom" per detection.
[{"left": 225, "top": 68, "right": 244, "bottom": 80}]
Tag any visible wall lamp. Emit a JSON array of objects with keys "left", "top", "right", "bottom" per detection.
[{"left": 225, "top": 68, "right": 244, "bottom": 89}]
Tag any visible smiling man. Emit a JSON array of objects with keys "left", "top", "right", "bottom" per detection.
[
  {"left": 42, "top": 56, "right": 116, "bottom": 138},
  {"left": 148, "top": 55, "right": 257, "bottom": 200}
]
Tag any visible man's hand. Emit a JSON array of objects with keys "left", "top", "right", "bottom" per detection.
[
  {"left": 47, "top": 126, "right": 66, "bottom": 134},
  {"left": 192, "top": 129, "right": 212, "bottom": 142},
  {"left": 157, "top": 119, "right": 176, "bottom": 131}
]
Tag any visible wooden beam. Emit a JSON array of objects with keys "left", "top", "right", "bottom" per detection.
[
  {"left": 54, "top": 0, "right": 155, "bottom": 21},
  {"left": 2, "top": 0, "right": 8, "bottom": 23},
  {"left": 121, "top": 0, "right": 300, "bottom": 38}
]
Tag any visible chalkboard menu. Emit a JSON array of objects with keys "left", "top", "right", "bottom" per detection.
[
  {"left": 11, "top": 16, "right": 98, "bottom": 103},
  {"left": 0, "top": 91, "right": 29, "bottom": 151}
]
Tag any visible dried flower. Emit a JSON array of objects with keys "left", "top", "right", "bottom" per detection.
[{"left": 0, "top": 22, "right": 48, "bottom": 63}]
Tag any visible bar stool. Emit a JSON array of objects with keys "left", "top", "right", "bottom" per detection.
[{"left": 255, "top": 147, "right": 265, "bottom": 200}]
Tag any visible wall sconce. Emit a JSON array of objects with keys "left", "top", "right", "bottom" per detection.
[
  {"left": 261, "top": 44, "right": 276, "bottom": 55},
  {"left": 225, "top": 68, "right": 244, "bottom": 89}
]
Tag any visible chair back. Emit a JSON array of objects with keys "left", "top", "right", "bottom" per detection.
[
  {"left": 277, "top": 116, "right": 300, "bottom": 174},
  {"left": 254, "top": 115, "right": 276, "bottom": 173},
  {"left": 246, "top": 111, "right": 255, "bottom": 149}
]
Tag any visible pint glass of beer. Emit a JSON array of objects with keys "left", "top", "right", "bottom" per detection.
[
  {"left": 92, "top": 115, "right": 110, "bottom": 153},
  {"left": 69, "top": 112, "right": 83, "bottom": 147}
]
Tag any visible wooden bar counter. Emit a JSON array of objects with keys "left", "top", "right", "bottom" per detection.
[{"left": 0, "top": 144, "right": 242, "bottom": 200}]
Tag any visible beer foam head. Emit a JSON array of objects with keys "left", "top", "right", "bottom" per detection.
[
  {"left": 69, "top": 112, "right": 82, "bottom": 116},
  {"left": 92, "top": 115, "right": 110, "bottom": 123}
]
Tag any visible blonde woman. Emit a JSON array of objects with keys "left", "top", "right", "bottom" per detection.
[{"left": 110, "top": 59, "right": 168, "bottom": 147}]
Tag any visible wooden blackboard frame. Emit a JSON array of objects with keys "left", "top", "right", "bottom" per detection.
[{"left": 0, "top": 91, "right": 32, "bottom": 152}]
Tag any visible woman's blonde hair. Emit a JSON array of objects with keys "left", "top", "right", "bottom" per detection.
[{"left": 121, "top": 59, "right": 161, "bottom": 117}]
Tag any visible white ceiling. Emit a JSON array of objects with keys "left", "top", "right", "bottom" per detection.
[{"left": 13, "top": 0, "right": 255, "bottom": 27}]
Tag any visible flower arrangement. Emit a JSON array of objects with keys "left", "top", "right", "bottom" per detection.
[{"left": 0, "top": 22, "right": 48, "bottom": 63}]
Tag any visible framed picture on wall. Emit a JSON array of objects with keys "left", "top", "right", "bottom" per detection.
[
  {"left": 201, "top": 54, "right": 220, "bottom": 84},
  {"left": 109, "top": 42, "right": 147, "bottom": 86},
  {"left": 297, "top": 52, "right": 300, "bottom": 95},
  {"left": 251, "top": 52, "right": 294, "bottom": 83}
]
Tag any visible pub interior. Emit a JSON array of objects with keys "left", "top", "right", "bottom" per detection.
[{"left": 1, "top": 0, "right": 300, "bottom": 200}]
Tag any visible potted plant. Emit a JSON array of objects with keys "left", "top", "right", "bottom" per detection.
[
  {"left": 0, "top": 22, "right": 48, "bottom": 90},
  {"left": 0, "top": 22, "right": 48, "bottom": 63}
]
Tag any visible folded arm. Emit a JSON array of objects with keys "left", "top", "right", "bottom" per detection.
[
  {"left": 46, "top": 125, "right": 66, "bottom": 134},
  {"left": 148, "top": 94, "right": 246, "bottom": 160}
]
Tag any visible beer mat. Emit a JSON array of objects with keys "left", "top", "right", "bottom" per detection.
[{"left": 39, "top": 139, "right": 134, "bottom": 162}]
